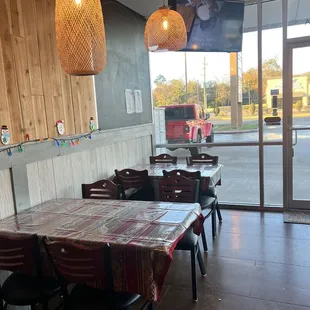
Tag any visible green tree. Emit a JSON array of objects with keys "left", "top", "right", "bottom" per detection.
[
  {"left": 187, "top": 80, "right": 203, "bottom": 105},
  {"left": 215, "top": 82, "right": 230, "bottom": 106},
  {"left": 242, "top": 57, "right": 283, "bottom": 102},
  {"left": 152, "top": 78, "right": 186, "bottom": 106},
  {"left": 154, "top": 74, "right": 167, "bottom": 85}
]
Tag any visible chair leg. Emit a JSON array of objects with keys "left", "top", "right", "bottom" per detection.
[
  {"left": 30, "top": 305, "right": 37, "bottom": 310},
  {"left": 148, "top": 301, "right": 155, "bottom": 310},
  {"left": 196, "top": 245, "right": 207, "bottom": 276},
  {"left": 212, "top": 206, "right": 217, "bottom": 239},
  {"left": 190, "top": 247, "right": 198, "bottom": 302},
  {"left": 216, "top": 202, "right": 223, "bottom": 222},
  {"left": 201, "top": 227, "right": 208, "bottom": 252}
]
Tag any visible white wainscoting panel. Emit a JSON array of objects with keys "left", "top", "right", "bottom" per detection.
[
  {"left": 27, "top": 134, "right": 153, "bottom": 206},
  {"left": 0, "top": 169, "right": 15, "bottom": 219}
]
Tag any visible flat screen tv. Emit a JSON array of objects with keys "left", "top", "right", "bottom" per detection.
[{"left": 169, "top": 0, "right": 245, "bottom": 52}]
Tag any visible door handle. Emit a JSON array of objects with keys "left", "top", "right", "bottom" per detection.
[
  {"left": 289, "top": 126, "right": 310, "bottom": 131},
  {"left": 289, "top": 127, "right": 310, "bottom": 147}
]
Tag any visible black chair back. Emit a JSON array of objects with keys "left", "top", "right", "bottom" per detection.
[
  {"left": 154, "top": 175, "right": 200, "bottom": 203},
  {"left": 187, "top": 153, "right": 218, "bottom": 165},
  {"left": 0, "top": 234, "right": 40, "bottom": 276},
  {"left": 150, "top": 154, "right": 177, "bottom": 164},
  {"left": 43, "top": 237, "right": 110, "bottom": 288},
  {"left": 163, "top": 169, "right": 201, "bottom": 180},
  {"left": 82, "top": 180, "right": 121, "bottom": 200}
]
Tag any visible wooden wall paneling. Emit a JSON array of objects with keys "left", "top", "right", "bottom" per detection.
[
  {"left": 142, "top": 135, "right": 152, "bottom": 164},
  {"left": 70, "top": 151, "right": 92, "bottom": 198},
  {"left": 136, "top": 138, "right": 143, "bottom": 164},
  {"left": 26, "top": 162, "right": 41, "bottom": 207},
  {"left": 37, "top": 158, "right": 57, "bottom": 203},
  {"left": 71, "top": 76, "right": 96, "bottom": 133},
  {"left": 88, "top": 149, "right": 100, "bottom": 183},
  {"left": 114, "top": 142, "right": 125, "bottom": 170},
  {"left": 70, "top": 76, "right": 83, "bottom": 133},
  {"left": 52, "top": 95, "right": 65, "bottom": 129},
  {"left": 0, "top": 169, "right": 15, "bottom": 220},
  {"left": 104, "top": 143, "right": 117, "bottom": 178},
  {"left": 1, "top": 0, "right": 96, "bottom": 144},
  {"left": 10, "top": 0, "right": 24, "bottom": 38},
  {"left": 81, "top": 76, "right": 96, "bottom": 131},
  {"left": 32, "top": 96, "right": 48, "bottom": 138},
  {"left": 12, "top": 36, "right": 37, "bottom": 140},
  {"left": 43, "top": 0, "right": 62, "bottom": 98},
  {"left": 21, "top": 0, "right": 43, "bottom": 96},
  {"left": 60, "top": 71, "right": 75, "bottom": 135},
  {"left": 95, "top": 146, "right": 109, "bottom": 180},
  {"left": 0, "top": 39, "right": 12, "bottom": 133},
  {"left": 35, "top": 0, "right": 58, "bottom": 138},
  {"left": 52, "top": 156, "right": 75, "bottom": 198},
  {"left": 4, "top": 0, "right": 12, "bottom": 34},
  {"left": 0, "top": 0, "right": 24, "bottom": 142}
]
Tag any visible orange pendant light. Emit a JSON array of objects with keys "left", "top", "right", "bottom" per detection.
[
  {"left": 55, "top": 0, "right": 107, "bottom": 76},
  {"left": 144, "top": 6, "right": 187, "bottom": 52}
]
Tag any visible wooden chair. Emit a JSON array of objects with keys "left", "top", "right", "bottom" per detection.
[
  {"left": 187, "top": 153, "right": 219, "bottom": 165},
  {"left": 82, "top": 180, "right": 121, "bottom": 200},
  {"left": 187, "top": 153, "right": 222, "bottom": 224},
  {"left": 115, "top": 169, "right": 153, "bottom": 201},
  {"left": 42, "top": 237, "right": 153, "bottom": 310},
  {"left": 153, "top": 175, "right": 206, "bottom": 301},
  {"left": 163, "top": 170, "right": 216, "bottom": 252},
  {"left": 0, "top": 234, "right": 60, "bottom": 310},
  {"left": 149, "top": 154, "right": 177, "bottom": 164}
]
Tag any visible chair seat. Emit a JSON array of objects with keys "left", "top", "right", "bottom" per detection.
[
  {"left": 199, "top": 195, "right": 216, "bottom": 210},
  {"left": 69, "top": 284, "right": 141, "bottom": 310},
  {"left": 176, "top": 228, "right": 198, "bottom": 251},
  {"left": 126, "top": 187, "right": 155, "bottom": 201},
  {"left": 1, "top": 273, "right": 60, "bottom": 306}
]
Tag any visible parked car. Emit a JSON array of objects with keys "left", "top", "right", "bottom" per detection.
[{"left": 161, "top": 104, "right": 214, "bottom": 155}]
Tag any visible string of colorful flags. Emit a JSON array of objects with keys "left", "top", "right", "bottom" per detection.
[{"left": 0, "top": 130, "right": 100, "bottom": 157}]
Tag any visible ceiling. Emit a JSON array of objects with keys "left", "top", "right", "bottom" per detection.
[{"left": 117, "top": 0, "right": 310, "bottom": 32}]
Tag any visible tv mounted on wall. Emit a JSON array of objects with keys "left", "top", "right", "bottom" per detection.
[{"left": 169, "top": 0, "right": 245, "bottom": 52}]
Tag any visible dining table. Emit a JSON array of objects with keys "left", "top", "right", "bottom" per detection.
[
  {"left": 130, "top": 163, "right": 223, "bottom": 192},
  {"left": 0, "top": 198, "right": 204, "bottom": 301}
]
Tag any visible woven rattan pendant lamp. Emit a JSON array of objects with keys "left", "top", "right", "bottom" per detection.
[
  {"left": 144, "top": 5, "right": 187, "bottom": 52},
  {"left": 55, "top": 0, "right": 106, "bottom": 76}
]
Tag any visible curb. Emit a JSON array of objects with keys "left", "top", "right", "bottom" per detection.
[{"left": 214, "top": 129, "right": 258, "bottom": 134}]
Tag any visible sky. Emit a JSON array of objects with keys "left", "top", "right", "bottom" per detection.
[{"left": 149, "top": 24, "right": 310, "bottom": 88}]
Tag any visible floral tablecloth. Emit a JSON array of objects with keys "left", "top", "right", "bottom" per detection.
[{"left": 0, "top": 198, "right": 203, "bottom": 301}]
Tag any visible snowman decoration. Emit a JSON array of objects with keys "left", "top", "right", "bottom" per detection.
[
  {"left": 56, "top": 120, "right": 65, "bottom": 136},
  {"left": 1, "top": 125, "right": 11, "bottom": 145}
]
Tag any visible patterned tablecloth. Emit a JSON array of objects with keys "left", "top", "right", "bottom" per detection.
[
  {"left": 131, "top": 163, "right": 222, "bottom": 190},
  {"left": 0, "top": 198, "right": 203, "bottom": 301}
]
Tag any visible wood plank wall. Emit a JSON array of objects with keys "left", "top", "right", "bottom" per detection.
[{"left": 0, "top": 0, "right": 96, "bottom": 144}]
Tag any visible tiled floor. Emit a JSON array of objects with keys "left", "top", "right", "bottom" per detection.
[{"left": 156, "top": 210, "right": 310, "bottom": 310}]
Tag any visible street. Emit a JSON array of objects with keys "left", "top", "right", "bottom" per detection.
[{"left": 166, "top": 117, "right": 310, "bottom": 206}]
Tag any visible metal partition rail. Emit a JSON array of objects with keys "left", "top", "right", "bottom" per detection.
[{"left": 156, "top": 141, "right": 283, "bottom": 148}]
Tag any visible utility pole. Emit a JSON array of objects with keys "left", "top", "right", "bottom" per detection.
[
  {"left": 203, "top": 56, "right": 208, "bottom": 114},
  {"left": 185, "top": 52, "right": 188, "bottom": 103}
]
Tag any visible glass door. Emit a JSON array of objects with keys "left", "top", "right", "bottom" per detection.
[{"left": 285, "top": 42, "right": 310, "bottom": 210}]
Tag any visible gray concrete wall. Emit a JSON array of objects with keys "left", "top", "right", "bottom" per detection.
[{"left": 95, "top": 0, "right": 152, "bottom": 130}]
